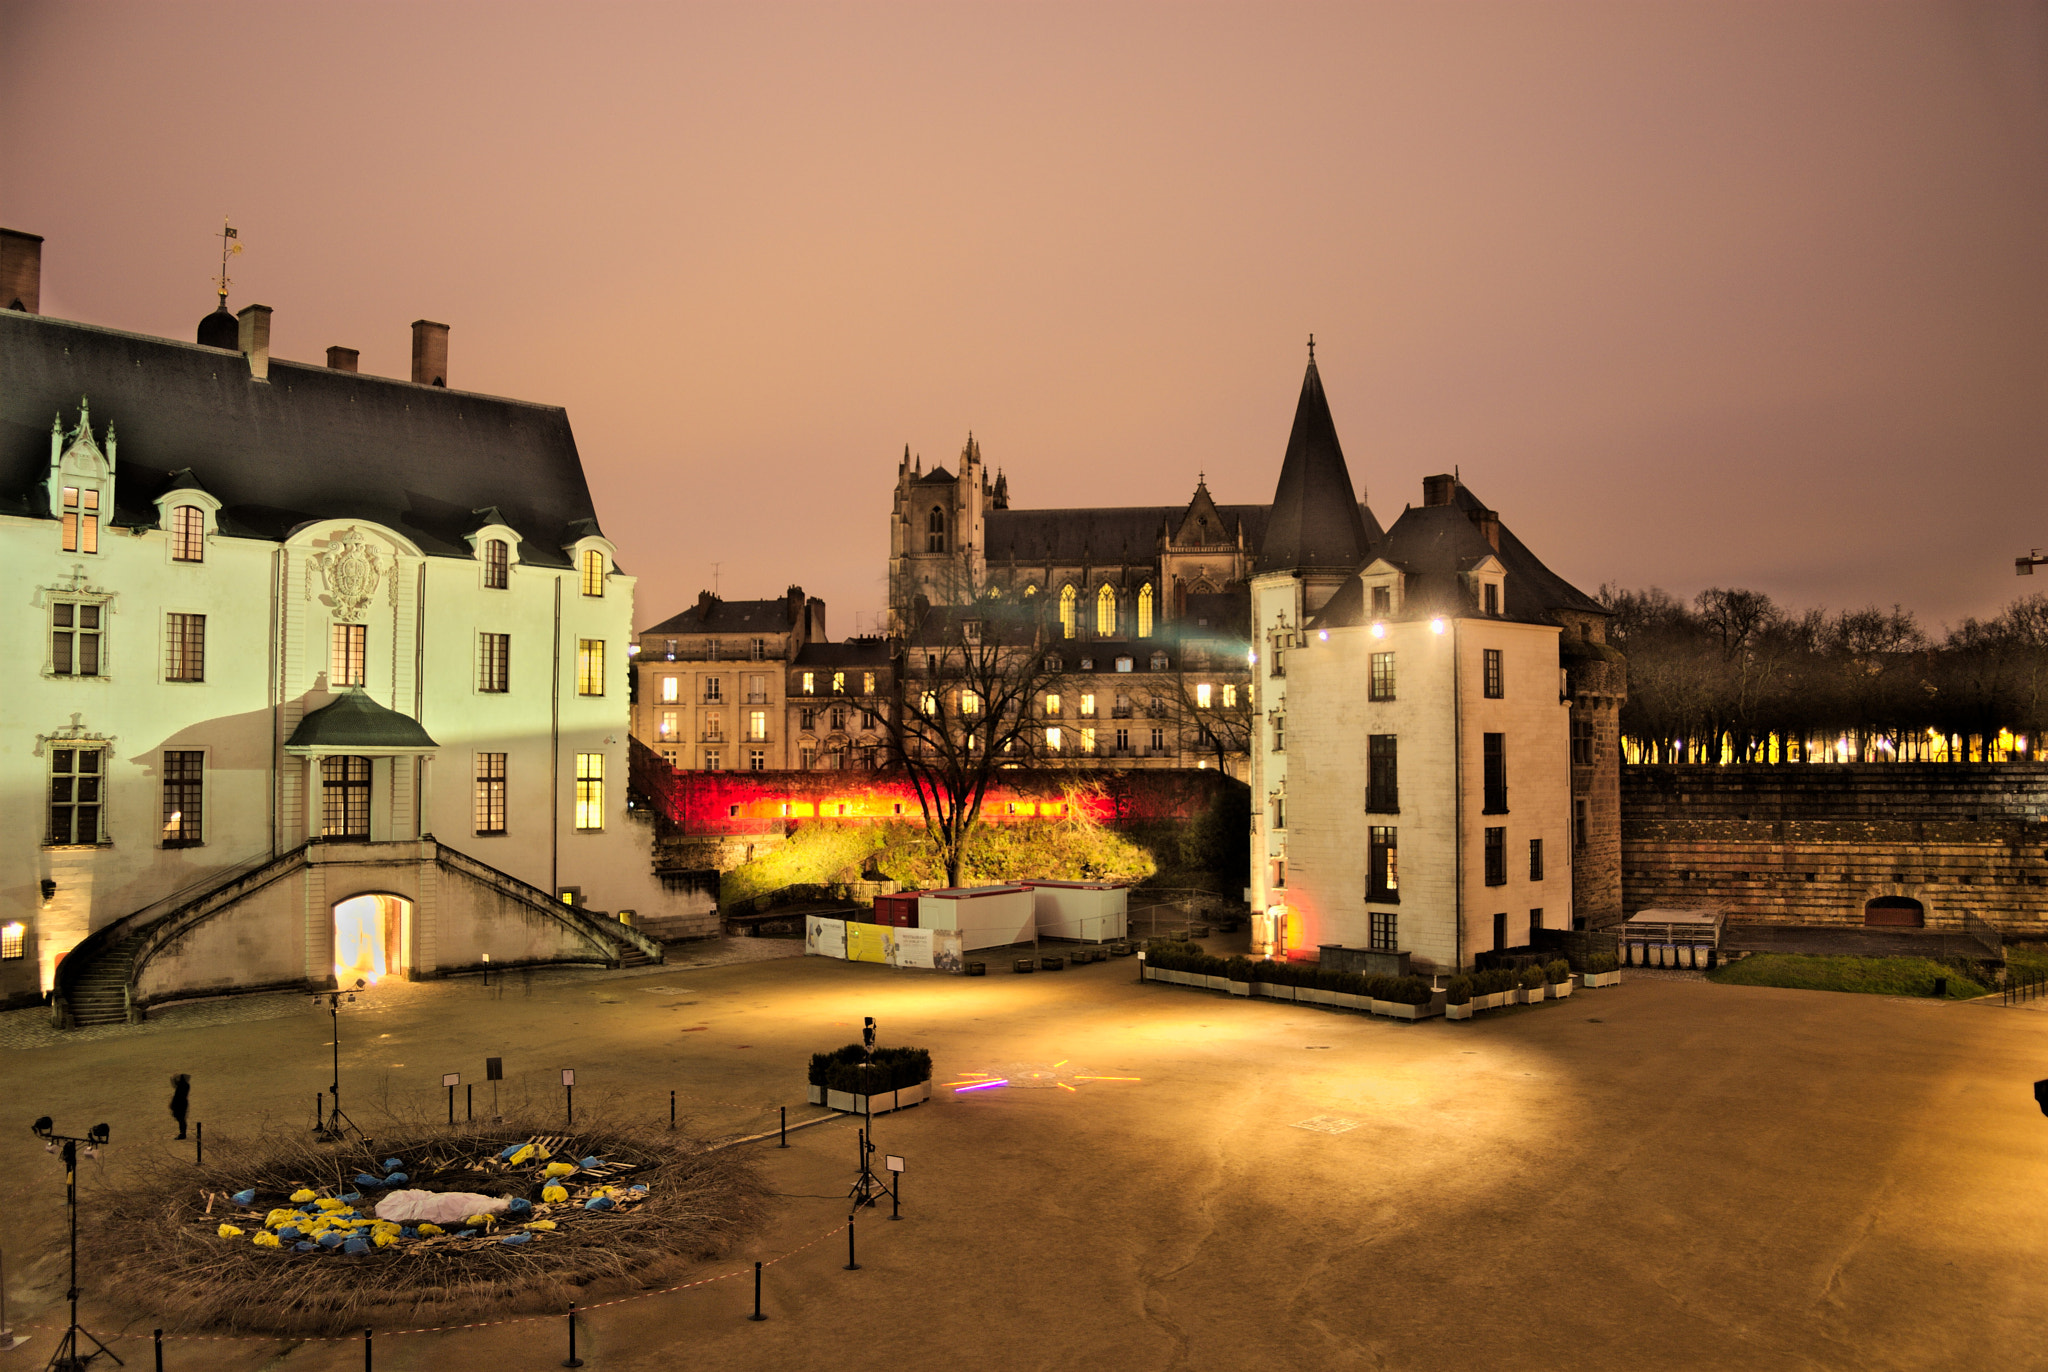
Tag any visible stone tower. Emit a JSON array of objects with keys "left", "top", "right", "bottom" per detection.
[
  {"left": 887, "top": 434, "right": 998, "bottom": 627},
  {"left": 1247, "top": 352, "right": 1375, "bottom": 924}
]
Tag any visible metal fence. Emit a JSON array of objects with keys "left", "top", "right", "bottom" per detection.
[{"left": 2004, "top": 968, "right": 2048, "bottom": 1006}]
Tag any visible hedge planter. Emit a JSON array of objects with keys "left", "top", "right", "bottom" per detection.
[
  {"left": 1226, "top": 979, "right": 1250, "bottom": 996},
  {"left": 1376, "top": 1000, "right": 1437, "bottom": 1021},
  {"left": 807, "top": 1082, "right": 931, "bottom": 1116},
  {"left": 1446, "top": 1001, "right": 1474, "bottom": 1021},
  {"left": 1582, "top": 971, "right": 1622, "bottom": 988},
  {"left": 1549, "top": 980, "right": 1573, "bottom": 999}
]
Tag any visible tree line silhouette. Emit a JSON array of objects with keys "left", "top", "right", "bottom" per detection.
[{"left": 1601, "top": 587, "right": 2048, "bottom": 765}]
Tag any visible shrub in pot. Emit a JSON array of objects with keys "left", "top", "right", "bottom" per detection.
[
  {"left": 1225, "top": 956, "right": 1255, "bottom": 983},
  {"left": 1444, "top": 976, "right": 1474, "bottom": 1006},
  {"left": 1546, "top": 960, "right": 1571, "bottom": 985}
]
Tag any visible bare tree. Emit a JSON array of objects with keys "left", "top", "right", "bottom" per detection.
[{"left": 881, "top": 591, "right": 1068, "bottom": 887}]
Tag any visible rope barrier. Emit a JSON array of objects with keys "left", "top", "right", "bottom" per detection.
[{"left": 14, "top": 1213, "right": 860, "bottom": 1342}]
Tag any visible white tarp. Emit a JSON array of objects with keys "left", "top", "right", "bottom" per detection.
[
  {"left": 890, "top": 927, "right": 935, "bottom": 969},
  {"left": 375, "top": 1190, "right": 514, "bottom": 1225},
  {"left": 806, "top": 915, "right": 847, "bottom": 959},
  {"left": 919, "top": 886, "right": 1035, "bottom": 950}
]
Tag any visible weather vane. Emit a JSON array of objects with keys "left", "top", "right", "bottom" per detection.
[
  {"left": 214, "top": 217, "right": 242, "bottom": 304},
  {"left": 1307, "top": 332, "right": 1315, "bottom": 360}
]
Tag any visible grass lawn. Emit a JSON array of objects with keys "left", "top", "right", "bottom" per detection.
[{"left": 1708, "top": 953, "right": 1988, "bottom": 999}]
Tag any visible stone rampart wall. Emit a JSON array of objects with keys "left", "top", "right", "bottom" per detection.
[{"left": 1622, "top": 764, "right": 2048, "bottom": 936}]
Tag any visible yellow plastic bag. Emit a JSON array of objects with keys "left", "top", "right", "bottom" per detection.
[
  {"left": 464, "top": 1213, "right": 497, "bottom": 1229},
  {"left": 265, "top": 1208, "right": 296, "bottom": 1228},
  {"left": 373, "top": 1231, "right": 396, "bottom": 1247},
  {"left": 507, "top": 1144, "right": 536, "bottom": 1166},
  {"left": 217, "top": 1224, "right": 244, "bottom": 1238},
  {"left": 417, "top": 1223, "right": 444, "bottom": 1236},
  {"left": 525, "top": 1220, "right": 557, "bottom": 1230},
  {"left": 541, "top": 1185, "right": 568, "bottom": 1203},
  {"left": 316, "top": 1197, "right": 348, "bottom": 1212},
  {"left": 252, "top": 1231, "right": 281, "bottom": 1248},
  {"left": 543, "top": 1161, "right": 577, "bottom": 1178},
  {"left": 291, "top": 1189, "right": 317, "bottom": 1203}
]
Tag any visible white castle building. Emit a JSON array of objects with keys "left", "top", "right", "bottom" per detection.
[
  {"left": 1247, "top": 351, "right": 1625, "bottom": 971},
  {"left": 0, "top": 228, "right": 701, "bottom": 1025}
]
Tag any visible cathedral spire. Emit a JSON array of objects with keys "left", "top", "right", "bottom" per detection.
[{"left": 1259, "top": 345, "right": 1369, "bottom": 575}]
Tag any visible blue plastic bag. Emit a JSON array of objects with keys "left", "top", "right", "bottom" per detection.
[
  {"left": 383, "top": 1172, "right": 408, "bottom": 1185},
  {"left": 231, "top": 1188, "right": 258, "bottom": 1206},
  {"left": 584, "top": 1195, "right": 615, "bottom": 1211},
  {"left": 338, "top": 1191, "right": 363, "bottom": 1203},
  {"left": 505, "top": 1197, "right": 532, "bottom": 1215},
  {"left": 353, "top": 1173, "right": 383, "bottom": 1188},
  {"left": 277, "top": 1226, "right": 303, "bottom": 1242},
  {"left": 500, "top": 1231, "right": 533, "bottom": 1245},
  {"left": 294, "top": 1241, "right": 319, "bottom": 1252},
  {"left": 317, "top": 1232, "right": 348, "bottom": 1249},
  {"left": 382, "top": 1157, "right": 402, "bottom": 1170},
  {"left": 341, "top": 1236, "right": 371, "bottom": 1255},
  {"left": 578, "top": 1156, "right": 601, "bottom": 1170}
]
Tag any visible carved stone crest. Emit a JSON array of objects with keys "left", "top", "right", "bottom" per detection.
[{"left": 317, "top": 529, "right": 383, "bottom": 622}]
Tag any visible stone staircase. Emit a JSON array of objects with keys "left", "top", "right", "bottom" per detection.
[{"left": 67, "top": 932, "right": 145, "bottom": 1026}]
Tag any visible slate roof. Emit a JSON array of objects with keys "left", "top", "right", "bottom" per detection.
[
  {"left": 984, "top": 504, "right": 1269, "bottom": 564},
  {"left": 641, "top": 597, "right": 797, "bottom": 635},
  {"left": 793, "top": 639, "right": 894, "bottom": 668},
  {"left": 1259, "top": 358, "right": 1373, "bottom": 574},
  {"left": 284, "top": 689, "right": 439, "bottom": 752},
  {"left": 1, "top": 311, "right": 604, "bottom": 567},
  {"left": 1309, "top": 481, "right": 1606, "bottom": 631}
]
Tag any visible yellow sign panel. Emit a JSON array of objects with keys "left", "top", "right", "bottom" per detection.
[{"left": 847, "top": 922, "right": 891, "bottom": 964}]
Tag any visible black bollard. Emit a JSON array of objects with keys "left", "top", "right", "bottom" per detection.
[
  {"left": 364, "top": 1327, "right": 372, "bottom": 1372},
  {"left": 466, "top": 1083, "right": 473, "bottom": 1122},
  {"left": 891, "top": 1169, "right": 901, "bottom": 1221},
  {"left": 845, "top": 1218, "right": 860, "bottom": 1271},
  {"left": 563, "top": 1302, "right": 584, "bottom": 1368},
  {"left": 779, "top": 1105, "right": 787, "bottom": 1147},
  {"left": 670, "top": 1090, "right": 676, "bottom": 1130},
  {"left": 155, "top": 1328, "right": 163, "bottom": 1372},
  {"left": 748, "top": 1260, "right": 766, "bottom": 1321},
  {"left": 195, "top": 1120, "right": 202, "bottom": 1166}
]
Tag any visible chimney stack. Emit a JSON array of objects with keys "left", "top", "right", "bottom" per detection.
[
  {"left": 237, "top": 304, "right": 273, "bottom": 382},
  {"left": 325, "top": 346, "right": 359, "bottom": 372},
  {"left": 411, "top": 319, "right": 448, "bottom": 387},
  {"left": 1470, "top": 507, "right": 1501, "bottom": 551},
  {"left": 1, "top": 228, "right": 42, "bottom": 313},
  {"left": 1422, "top": 473, "right": 1457, "bottom": 507}
]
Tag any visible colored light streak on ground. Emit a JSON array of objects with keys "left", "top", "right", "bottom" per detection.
[
  {"left": 1073, "top": 1076, "right": 1141, "bottom": 1082},
  {"left": 1057, "top": 1083, "right": 1077, "bottom": 1093},
  {"left": 952, "top": 1079, "right": 1008, "bottom": 1093},
  {"left": 1052, "top": 1060, "right": 1068, "bottom": 1067}
]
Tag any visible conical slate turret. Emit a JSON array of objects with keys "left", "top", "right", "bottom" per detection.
[{"left": 1259, "top": 354, "right": 1369, "bottom": 575}]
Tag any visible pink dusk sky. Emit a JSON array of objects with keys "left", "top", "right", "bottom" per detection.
[{"left": 5, "top": 1, "right": 2043, "bottom": 634}]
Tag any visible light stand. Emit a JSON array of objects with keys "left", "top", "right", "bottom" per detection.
[
  {"left": 311, "top": 980, "right": 367, "bottom": 1142},
  {"left": 844, "top": 1017, "right": 895, "bottom": 1214},
  {"left": 29, "top": 1117, "right": 120, "bottom": 1372}
]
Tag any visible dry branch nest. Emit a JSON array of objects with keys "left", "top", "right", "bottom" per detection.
[{"left": 84, "top": 1119, "right": 763, "bottom": 1334}]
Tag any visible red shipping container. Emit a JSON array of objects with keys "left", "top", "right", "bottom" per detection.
[{"left": 873, "top": 892, "right": 923, "bottom": 928}]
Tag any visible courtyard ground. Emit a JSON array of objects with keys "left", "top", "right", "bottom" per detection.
[{"left": 2, "top": 938, "right": 2045, "bottom": 1371}]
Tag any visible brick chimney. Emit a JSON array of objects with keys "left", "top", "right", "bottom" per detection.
[
  {"left": 325, "top": 346, "right": 360, "bottom": 372},
  {"left": 411, "top": 320, "right": 448, "bottom": 387},
  {"left": 1422, "top": 473, "right": 1457, "bottom": 507},
  {"left": 1470, "top": 507, "right": 1501, "bottom": 551},
  {"left": 237, "top": 304, "right": 273, "bottom": 382},
  {"left": 1, "top": 228, "right": 41, "bottom": 313}
]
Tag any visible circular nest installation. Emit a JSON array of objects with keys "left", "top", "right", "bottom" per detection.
[{"left": 83, "top": 1120, "right": 763, "bottom": 1334}]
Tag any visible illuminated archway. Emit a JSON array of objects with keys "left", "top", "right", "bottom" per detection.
[
  {"left": 333, "top": 893, "right": 409, "bottom": 986},
  {"left": 1059, "top": 585, "right": 1078, "bottom": 639},
  {"left": 1137, "top": 583, "right": 1154, "bottom": 638},
  {"left": 1096, "top": 584, "right": 1117, "bottom": 636}
]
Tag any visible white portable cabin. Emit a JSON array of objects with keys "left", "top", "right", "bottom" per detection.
[
  {"left": 917, "top": 885, "right": 1036, "bottom": 952},
  {"left": 1620, "top": 906, "right": 1725, "bottom": 969},
  {"left": 1022, "top": 880, "right": 1128, "bottom": 942}
]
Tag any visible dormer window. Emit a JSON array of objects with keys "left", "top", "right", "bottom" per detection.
[
  {"left": 61, "top": 487, "right": 99, "bottom": 554},
  {"left": 1483, "top": 583, "right": 1500, "bottom": 616},
  {"left": 484, "top": 539, "right": 509, "bottom": 589},
  {"left": 580, "top": 548, "right": 606, "bottom": 597},
  {"left": 170, "top": 506, "right": 205, "bottom": 562},
  {"left": 1370, "top": 586, "right": 1392, "bottom": 616}
]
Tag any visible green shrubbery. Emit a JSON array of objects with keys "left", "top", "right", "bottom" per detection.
[
  {"left": 1545, "top": 960, "right": 1572, "bottom": 985},
  {"left": 1469, "top": 969, "right": 1520, "bottom": 997},
  {"left": 1706, "top": 954, "right": 1988, "bottom": 1000},
  {"left": 807, "top": 1044, "right": 934, "bottom": 1094},
  {"left": 1515, "top": 963, "right": 1546, "bottom": 990},
  {"left": 1444, "top": 976, "right": 1475, "bottom": 1006},
  {"left": 1144, "top": 942, "right": 1431, "bottom": 1005},
  {"left": 1585, "top": 952, "right": 1620, "bottom": 975}
]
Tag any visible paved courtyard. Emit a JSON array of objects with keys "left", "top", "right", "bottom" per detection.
[{"left": 2, "top": 940, "right": 2045, "bottom": 1371}]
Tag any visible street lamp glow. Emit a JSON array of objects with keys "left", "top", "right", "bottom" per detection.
[
  {"left": 1431, "top": 618, "right": 1446, "bottom": 634},
  {"left": 1318, "top": 629, "right": 1329, "bottom": 641},
  {"left": 1370, "top": 622, "right": 1386, "bottom": 639}
]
